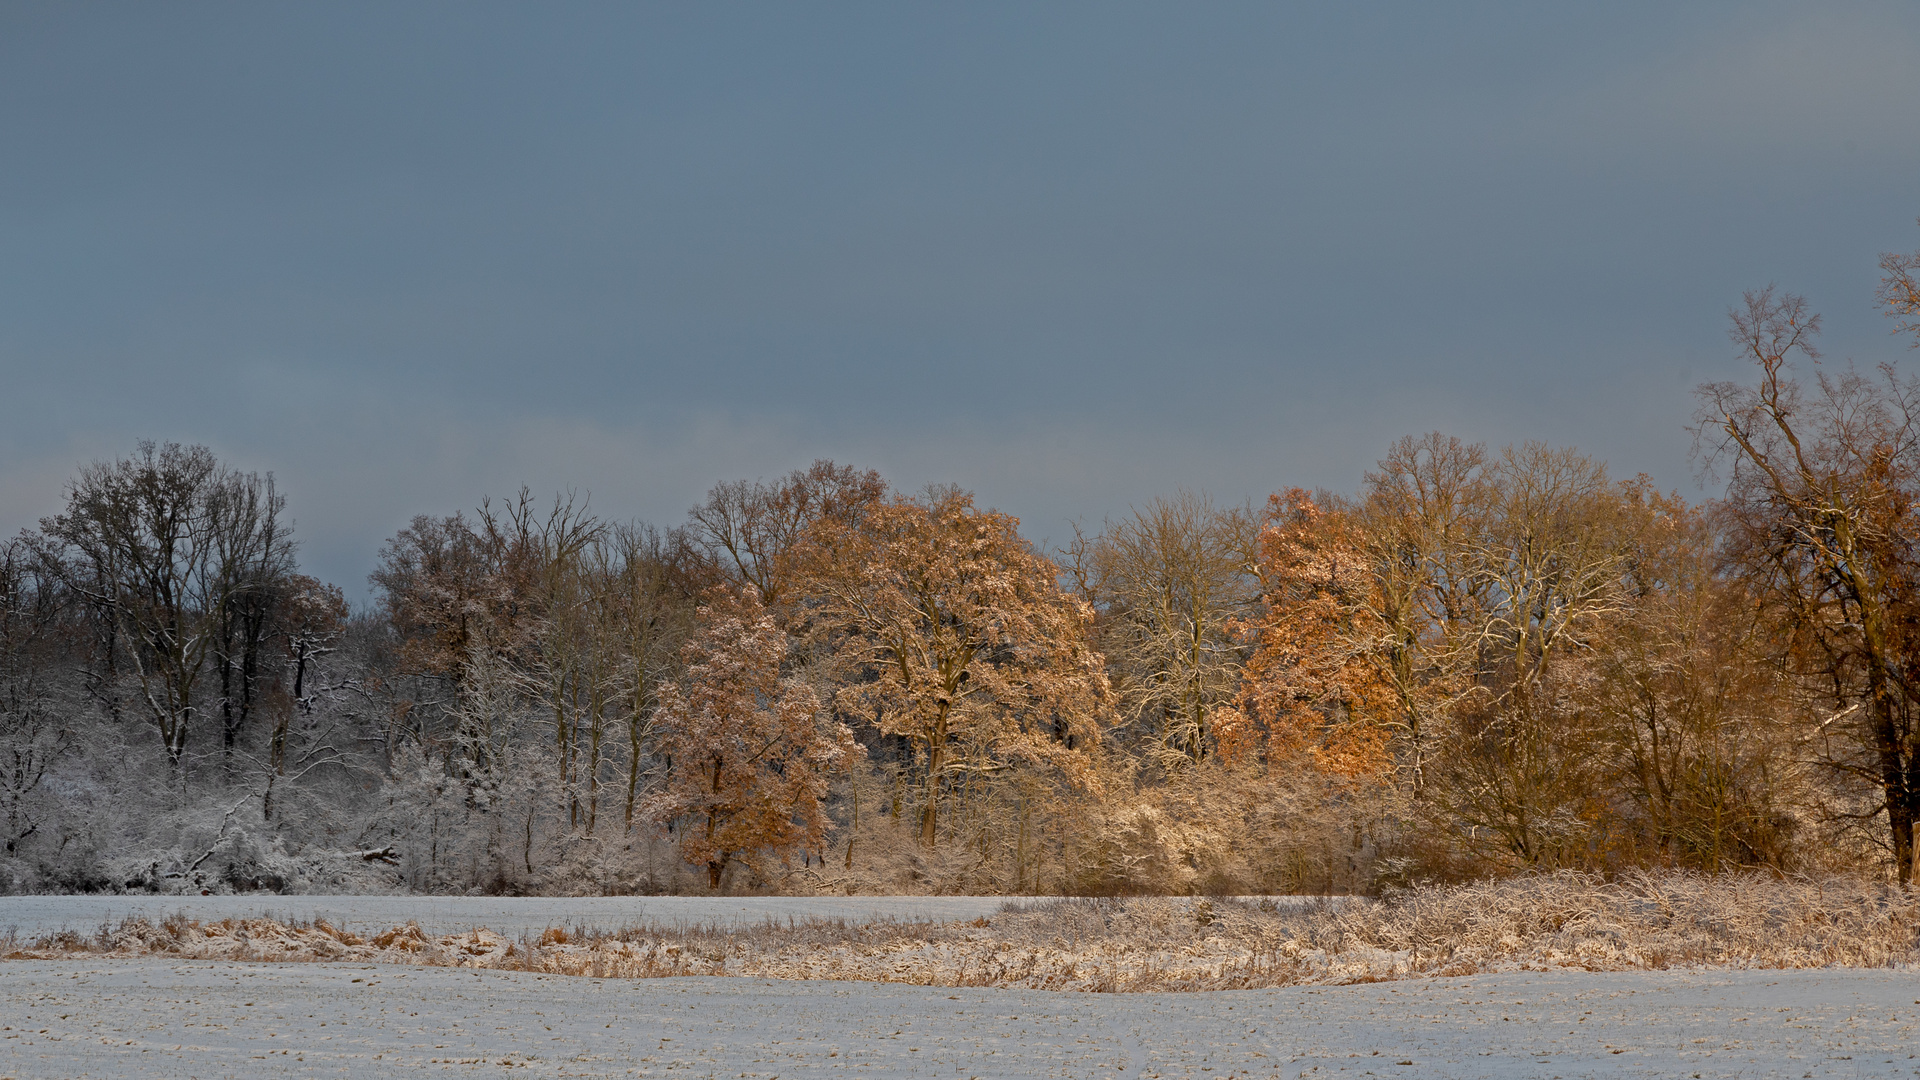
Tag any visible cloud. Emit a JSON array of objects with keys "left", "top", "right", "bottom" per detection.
[
  {"left": 2, "top": 336, "right": 1700, "bottom": 601},
  {"left": 5, "top": 3, "right": 1917, "bottom": 602},
  {"left": 1544, "top": 7, "right": 1920, "bottom": 170}
]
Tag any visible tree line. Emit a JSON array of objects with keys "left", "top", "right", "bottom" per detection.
[{"left": 3, "top": 229, "right": 1919, "bottom": 895}]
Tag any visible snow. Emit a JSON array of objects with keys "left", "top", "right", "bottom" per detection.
[
  {"left": 1, "top": 961, "right": 1916, "bottom": 1078},
  {"left": 0, "top": 895, "right": 1031, "bottom": 939}
]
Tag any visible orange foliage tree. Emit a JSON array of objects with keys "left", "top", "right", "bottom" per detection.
[
  {"left": 647, "top": 587, "right": 856, "bottom": 889},
  {"left": 1222, "top": 490, "right": 1393, "bottom": 779},
  {"left": 800, "top": 487, "right": 1111, "bottom": 846}
]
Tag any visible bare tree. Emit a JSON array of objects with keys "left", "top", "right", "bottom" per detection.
[
  {"left": 1881, "top": 220, "right": 1920, "bottom": 345},
  {"left": 1579, "top": 495, "right": 1806, "bottom": 871},
  {"left": 1081, "top": 491, "right": 1258, "bottom": 766},
  {"left": 371, "top": 501, "right": 542, "bottom": 761},
  {"left": 1255, "top": 437, "right": 1649, "bottom": 866},
  {"left": 39, "top": 442, "right": 294, "bottom": 772},
  {"left": 1433, "top": 445, "right": 1654, "bottom": 866},
  {"left": 1357, "top": 433, "right": 1493, "bottom": 795},
  {"left": 509, "top": 490, "right": 606, "bottom": 832},
  {"left": 608, "top": 522, "right": 700, "bottom": 833},
  {"left": 262, "top": 574, "right": 349, "bottom": 821},
  {"left": 1695, "top": 288, "right": 1920, "bottom": 884},
  {"left": 0, "top": 538, "right": 73, "bottom": 856},
  {"left": 688, "top": 460, "right": 886, "bottom": 612},
  {"left": 214, "top": 505, "right": 297, "bottom": 762}
]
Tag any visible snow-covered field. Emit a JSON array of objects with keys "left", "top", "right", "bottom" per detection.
[
  {"left": 0, "top": 895, "right": 1035, "bottom": 939},
  {"left": 2, "top": 961, "right": 1916, "bottom": 1078},
  {"left": 5, "top": 892, "right": 1918, "bottom": 1077}
]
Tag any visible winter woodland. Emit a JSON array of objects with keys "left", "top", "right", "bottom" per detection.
[{"left": 4, "top": 240, "right": 1920, "bottom": 897}]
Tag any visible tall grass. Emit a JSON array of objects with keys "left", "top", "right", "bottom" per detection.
[{"left": 5, "top": 871, "right": 1914, "bottom": 991}]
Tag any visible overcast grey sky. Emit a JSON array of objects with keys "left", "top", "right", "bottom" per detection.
[{"left": 4, "top": 2, "right": 1919, "bottom": 595}]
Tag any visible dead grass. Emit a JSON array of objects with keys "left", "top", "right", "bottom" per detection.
[{"left": 4, "top": 871, "right": 1915, "bottom": 991}]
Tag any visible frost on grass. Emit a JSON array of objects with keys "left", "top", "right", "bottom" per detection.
[{"left": 6, "top": 870, "right": 1918, "bottom": 992}]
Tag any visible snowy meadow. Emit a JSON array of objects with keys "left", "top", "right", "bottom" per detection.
[
  {"left": 5, "top": 875, "right": 1920, "bottom": 1077},
  {"left": 0, "top": 894, "right": 1025, "bottom": 942},
  {"left": 2, "top": 962, "right": 1916, "bottom": 1078}
]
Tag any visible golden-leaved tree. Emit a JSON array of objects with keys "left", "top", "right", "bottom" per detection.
[
  {"left": 1223, "top": 489, "right": 1394, "bottom": 779},
  {"left": 647, "top": 587, "right": 855, "bottom": 889},
  {"left": 1233, "top": 446, "right": 1660, "bottom": 870},
  {"left": 800, "top": 487, "right": 1111, "bottom": 847}
]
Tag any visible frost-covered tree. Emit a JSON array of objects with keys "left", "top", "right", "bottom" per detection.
[
  {"left": 1697, "top": 286, "right": 1920, "bottom": 885},
  {"left": 1225, "top": 489, "right": 1395, "bottom": 778},
  {"left": 1071, "top": 491, "right": 1258, "bottom": 767},
  {"left": 0, "top": 538, "right": 74, "bottom": 859},
  {"left": 38, "top": 442, "right": 294, "bottom": 772},
  {"left": 802, "top": 487, "right": 1111, "bottom": 847},
  {"left": 688, "top": 460, "right": 886, "bottom": 614},
  {"left": 647, "top": 587, "right": 854, "bottom": 889}
]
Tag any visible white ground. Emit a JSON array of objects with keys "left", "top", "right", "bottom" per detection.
[
  {"left": 0, "top": 896, "right": 1032, "bottom": 939},
  {"left": 1, "top": 961, "right": 1916, "bottom": 1079}
]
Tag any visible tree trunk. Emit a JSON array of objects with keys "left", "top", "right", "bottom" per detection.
[
  {"left": 921, "top": 712, "right": 948, "bottom": 847},
  {"left": 1874, "top": 694, "right": 1916, "bottom": 887},
  {"left": 221, "top": 633, "right": 238, "bottom": 761},
  {"left": 844, "top": 771, "right": 858, "bottom": 870}
]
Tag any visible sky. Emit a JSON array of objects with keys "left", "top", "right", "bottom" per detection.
[{"left": 4, "top": 2, "right": 1919, "bottom": 598}]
